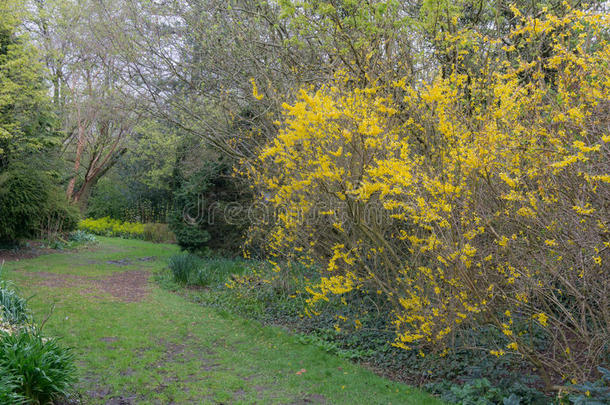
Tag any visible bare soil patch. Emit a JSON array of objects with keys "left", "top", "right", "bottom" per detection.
[
  {"left": 97, "top": 271, "right": 150, "bottom": 302},
  {"left": 22, "top": 270, "right": 152, "bottom": 303}
]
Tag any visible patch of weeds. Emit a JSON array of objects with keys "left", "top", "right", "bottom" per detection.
[
  {"left": 47, "top": 230, "right": 99, "bottom": 250},
  {"left": 47, "top": 238, "right": 69, "bottom": 250},
  {"left": 195, "top": 258, "right": 248, "bottom": 286}
]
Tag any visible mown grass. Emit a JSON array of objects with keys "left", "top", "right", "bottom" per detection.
[{"left": 2, "top": 237, "right": 442, "bottom": 404}]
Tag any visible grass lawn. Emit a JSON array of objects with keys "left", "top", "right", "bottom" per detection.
[{"left": 2, "top": 237, "right": 442, "bottom": 404}]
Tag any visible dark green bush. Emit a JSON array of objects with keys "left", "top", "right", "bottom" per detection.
[
  {"left": 169, "top": 159, "right": 249, "bottom": 255},
  {"left": 0, "top": 332, "right": 76, "bottom": 404},
  {"left": 0, "top": 165, "right": 79, "bottom": 242},
  {"left": 0, "top": 166, "right": 51, "bottom": 242}
]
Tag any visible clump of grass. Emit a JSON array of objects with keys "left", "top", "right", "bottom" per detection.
[
  {"left": 168, "top": 253, "right": 202, "bottom": 284},
  {"left": 167, "top": 253, "right": 247, "bottom": 287}
]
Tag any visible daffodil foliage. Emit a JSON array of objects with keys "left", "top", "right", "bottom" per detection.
[{"left": 251, "top": 8, "right": 610, "bottom": 386}]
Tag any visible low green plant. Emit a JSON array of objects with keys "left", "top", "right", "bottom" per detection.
[
  {"left": 568, "top": 367, "right": 610, "bottom": 404},
  {"left": 0, "top": 267, "right": 30, "bottom": 325},
  {"left": 0, "top": 285, "right": 30, "bottom": 325},
  {"left": 194, "top": 258, "right": 248, "bottom": 286},
  {"left": 0, "top": 368, "right": 26, "bottom": 405},
  {"left": 68, "top": 230, "right": 97, "bottom": 243},
  {"left": 0, "top": 332, "right": 76, "bottom": 404}
]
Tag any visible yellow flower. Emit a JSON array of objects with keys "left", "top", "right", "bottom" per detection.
[
  {"left": 250, "top": 78, "right": 264, "bottom": 100},
  {"left": 533, "top": 312, "right": 549, "bottom": 326}
]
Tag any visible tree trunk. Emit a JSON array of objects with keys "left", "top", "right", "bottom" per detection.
[{"left": 66, "top": 117, "right": 86, "bottom": 201}]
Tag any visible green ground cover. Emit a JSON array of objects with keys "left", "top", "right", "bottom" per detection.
[{"left": 2, "top": 237, "right": 441, "bottom": 404}]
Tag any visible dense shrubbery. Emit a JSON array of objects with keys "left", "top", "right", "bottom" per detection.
[
  {"left": 78, "top": 217, "right": 175, "bottom": 243},
  {"left": 79, "top": 217, "right": 144, "bottom": 238},
  {"left": 248, "top": 8, "right": 609, "bottom": 392},
  {"left": 0, "top": 268, "right": 76, "bottom": 403},
  {"left": 0, "top": 165, "right": 79, "bottom": 243}
]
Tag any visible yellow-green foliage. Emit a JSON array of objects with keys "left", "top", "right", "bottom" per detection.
[
  {"left": 79, "top": 217, "right": 145, "bottom": 239},
  {"left": 251, "top": 8, "right": 610, "bottom": 387},
  {"left": 79, "top": 217, "right": 175, "bottom": 243}
]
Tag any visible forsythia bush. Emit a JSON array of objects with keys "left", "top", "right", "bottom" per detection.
[{"left": 251, "top": 9, "right": 610, "bottom": 388}]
